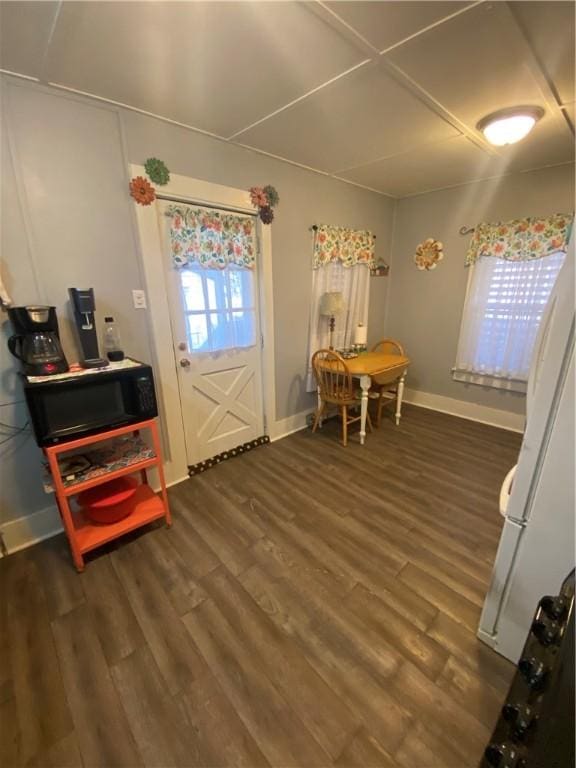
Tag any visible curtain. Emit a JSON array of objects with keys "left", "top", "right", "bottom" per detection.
[
  {"left": 306, "top": 261, "right": 370, "bottom": 391},
  {"left": 454, "top": 251, "right": 566, "bottom": 390},
  {"left": 465, "top": 213, "right": 573, "bottom": 267},
  {"left": 166, "top": 204, "right": 256, "bottom": 269},
  {"left": 313, "top": 224, "right": 376, "bottom": 268}
]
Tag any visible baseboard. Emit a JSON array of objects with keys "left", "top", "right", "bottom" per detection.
[
  {"left": 0, "top": 473, "right": 190, "bottom": 557},
  {"left": 403, "top": 388, "right": 525, "bottom": 433},
  {"left": 0, "top": 503, "right": 62, "bottom": 556},
  {"left": 269, "top": 409, "right": 314, "bottom": 442}
]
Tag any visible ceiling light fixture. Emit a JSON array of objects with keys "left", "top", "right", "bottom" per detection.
[{"left": 477, "top": 106, "right": 544, "bottom": 147}]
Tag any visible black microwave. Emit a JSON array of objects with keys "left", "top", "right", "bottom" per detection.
[{"left": 23, "top": 360, "right": 158, "bottom": 446}]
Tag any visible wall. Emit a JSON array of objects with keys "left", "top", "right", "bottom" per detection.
[
  {"left": 0, "top": 75, "right": 394, "bottom": 541},
  {"left": 386, "top": 164, "right": 575, "bottom": 419},
  {"left": 122, "top": 109, "right": 395, "bottom": 417}
]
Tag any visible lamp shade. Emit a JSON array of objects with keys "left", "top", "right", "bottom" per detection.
[{"left": 320, "top": 291, "right": 346, "bottom": 316}]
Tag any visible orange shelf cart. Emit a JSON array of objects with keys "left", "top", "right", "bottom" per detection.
[{"left": 43, "top": 418, "right": 171, "bottom": 572}]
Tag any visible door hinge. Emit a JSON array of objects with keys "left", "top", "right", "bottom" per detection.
[{"left": 260, "top": 332, "right": 264, "bottom": 349}]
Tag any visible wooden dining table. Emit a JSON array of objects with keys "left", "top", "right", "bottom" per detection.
[{"left": 317, "top": 351, "right": 410, "bottom": 445}]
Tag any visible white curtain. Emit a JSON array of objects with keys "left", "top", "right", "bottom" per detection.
[
  {"left": 454, "top": 251, "right": 565, "bottom": 390},
  {"left": 306, "top": 261, "right": 370, "bottom": 391}
]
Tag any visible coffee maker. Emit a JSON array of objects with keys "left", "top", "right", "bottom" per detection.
[
  {"left": 69, "top": 288, "right": 109, "bottom": 368},
  {"left": 7, "top": 306, "right": 69, "bottom": 376}
]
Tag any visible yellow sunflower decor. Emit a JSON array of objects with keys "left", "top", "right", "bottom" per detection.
[{"left": 414, "top": 238, "right": 444, "bottom": 271}]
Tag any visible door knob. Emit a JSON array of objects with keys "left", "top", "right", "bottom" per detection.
[{"left": 179, "top": 358, "right": 191, "bottom": 368}]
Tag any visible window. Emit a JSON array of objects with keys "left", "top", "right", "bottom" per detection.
[
  {"left": 306, "top": 261, "right": 370, "bottom": 391},
  {"left": 454, "top": 251, "right": 565, "bottom": 390},
  {"left": 179, "top": 265, "right": 256, "bottom": 353}
]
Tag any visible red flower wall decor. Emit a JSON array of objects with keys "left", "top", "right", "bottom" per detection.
[{"left": 129, "top": 176, "right": 156, "bottom": 206}]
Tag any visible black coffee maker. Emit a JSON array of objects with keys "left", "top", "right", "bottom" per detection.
[{"left": 7, "top": 306, "right": 69, "bottom": 376}]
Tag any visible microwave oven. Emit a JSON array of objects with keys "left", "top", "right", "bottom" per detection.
[{"left": 23, "top": 360, "right": 158, "bottom": 446}]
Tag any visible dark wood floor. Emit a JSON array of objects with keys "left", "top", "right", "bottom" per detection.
[{"left": 0, "top": 405, "right": 523, "bottom": 768}]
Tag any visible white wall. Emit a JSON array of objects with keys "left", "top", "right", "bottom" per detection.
[
  {"left": 0, "top": 75, "right": 394, "bottom": 540},
  {"left": 386, "top": 164, "right": 575, "bottom": 417}
]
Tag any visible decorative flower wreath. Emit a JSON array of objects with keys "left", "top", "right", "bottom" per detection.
[
  {"left": 249, "top": 185, "right": 279, "bottom": 224},
  {"left": 129, "top": 158, "right": 171, "bottom": 205},
  {"left": 414, "top": 238, "right": 444, "bottom": 270}
]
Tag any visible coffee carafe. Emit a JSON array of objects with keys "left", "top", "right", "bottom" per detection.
[{"left": 7, "top": 306, "right": 69, "bottom": 376}]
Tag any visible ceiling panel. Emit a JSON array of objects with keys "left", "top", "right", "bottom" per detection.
[
  {"left": 44, "top": 1, "right": 365, "bottom": 137},
  {"left": 237, "top": 61, "right": 459, "bottom": 173},
  {"left": 0, "top": 1, "right": 59, "bottom": 78},
  {"left": 509, "top": 1, "right": 575, "bottom": 105},
  {"left": 338, "top": 136, "right": 507, "bottom": 197},
  {"left": 324, "top": 1, "right": 472, "bottom": 52},
  {"left": 387, "top": 3, "right": 549, "bottom": 128},
  {"left": 495, "top": 112, "right": 575, "bottom": 173}
]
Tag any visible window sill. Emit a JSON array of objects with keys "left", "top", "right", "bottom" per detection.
[{"left": 452, "top": 370, "right": 527, "bottom": 393}]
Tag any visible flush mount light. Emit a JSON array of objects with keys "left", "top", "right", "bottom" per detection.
[{"left": 477, "top": 106, "right": 544, "bottom": 146}]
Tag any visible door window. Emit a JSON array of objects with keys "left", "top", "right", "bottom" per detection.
[{"left": 180, "top": 266, "right": 256, "bottom": 352}]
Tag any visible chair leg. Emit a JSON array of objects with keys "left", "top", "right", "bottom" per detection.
[
  {"left": 376, "top": 392, "right": 384, "bottom": 428},
  {"left": 341, "top": 405, "right": 348, "bottom": 447},
  {"left": 366, "top": 411, "right": 373, "bottom": 432},
  {"left": 312, "top": 401, "right": 325, "bottom": 433}
]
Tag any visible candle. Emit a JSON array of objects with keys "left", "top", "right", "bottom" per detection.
[{"left": 354, "top": 324, "right": 367, "bottom": 346}]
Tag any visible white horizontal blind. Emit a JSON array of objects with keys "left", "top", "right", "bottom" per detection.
[{"left": 454, "top": 251, "right": 565, "bottom": 389}]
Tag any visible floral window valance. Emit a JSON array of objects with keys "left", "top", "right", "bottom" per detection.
[
  {"left": 465, "top": 212, "right": 573, "bottom": 267},
  {"left": 166, "top": 204, "right": 256, "bottom": 269},
  {"left": 313, "top": 224, "right": 376, "bottom": 269}
]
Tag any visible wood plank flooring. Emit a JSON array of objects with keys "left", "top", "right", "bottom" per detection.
[{"left": 0, "top": 405, "right": 522, "bottom": 767}]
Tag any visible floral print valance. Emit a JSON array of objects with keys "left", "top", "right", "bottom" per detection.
[
  {"left": 465, "top": 212, "right": 573, "bottom": 267},
  {"left": 166, "top": 204, "right": 256, "bottom": 269},
  {"left": 313, "top": 224, "right": 376, "bottom": 269}
]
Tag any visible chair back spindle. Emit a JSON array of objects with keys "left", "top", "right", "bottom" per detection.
[{"left": 311, "top": 349, "right": 354, "bottom": 404}]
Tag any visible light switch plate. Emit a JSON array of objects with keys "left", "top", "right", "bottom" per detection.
[{"left": 132, "top": 289, "right": 147, "bottom": 309}]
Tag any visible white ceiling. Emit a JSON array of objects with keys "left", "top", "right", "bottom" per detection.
[{"left": 1, "top": 1, "right": 574, "bottom": 198}]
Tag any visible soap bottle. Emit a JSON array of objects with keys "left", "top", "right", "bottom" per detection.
[{"left": 102, "top": 317, "right": 125, "bottom": 362}]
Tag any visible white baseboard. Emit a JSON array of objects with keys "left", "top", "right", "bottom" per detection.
[
  {"left": 0, "top": 503, "right": 62, "bottom": 556},
  {"left": 403, "top": 387, "right": 525, "bottom": 433},
  {"left": 269, "top": 409, "right": 314, "bottom": 442},
  {"left": 0, "top": 474, "right": 190, "bottom": 557},
  {"left": 1, "top": 392, "right": 520, "bottom": 556}
]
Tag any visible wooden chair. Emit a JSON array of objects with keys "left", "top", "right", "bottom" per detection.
[
  {"left": 369, "top": 339, "right": 407, "bottom": 428},
  {"left": 311, "top": 349, "right": 372, "bottom": 447}
]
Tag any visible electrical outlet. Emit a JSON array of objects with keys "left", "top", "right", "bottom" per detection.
[{"left": 132, "top": 289, "right": 147, "bottom": 309}]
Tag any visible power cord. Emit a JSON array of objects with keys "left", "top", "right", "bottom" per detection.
[{"left": 0, "top": 420, "right": 30, "bottom": 445}]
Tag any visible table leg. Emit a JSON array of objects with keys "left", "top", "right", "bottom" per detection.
[
  {"left": 396, "top": 371, "right": 406, "bottom": 426},
  {"left": 317, "top": 386, "right": 324, "bottom": 428},
  {"left": 359, "top": 374, "right": 370, "bottom": 445}
]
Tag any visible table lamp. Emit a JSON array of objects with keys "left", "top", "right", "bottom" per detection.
[{"left": 320, "top": 291, "right": 346, "bottom": 350}]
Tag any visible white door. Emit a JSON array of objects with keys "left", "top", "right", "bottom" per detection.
[{"left": 159, "top": 201, "right": 265, "bottom": 467}]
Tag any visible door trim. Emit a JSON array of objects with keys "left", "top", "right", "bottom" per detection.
[{"left": 131, "top": 166, "right": 276, "bottom": 485}]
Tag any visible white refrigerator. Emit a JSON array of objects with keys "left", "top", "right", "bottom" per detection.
[{"left": 478, "top": 236, "right": 575, "bottom": 663}]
